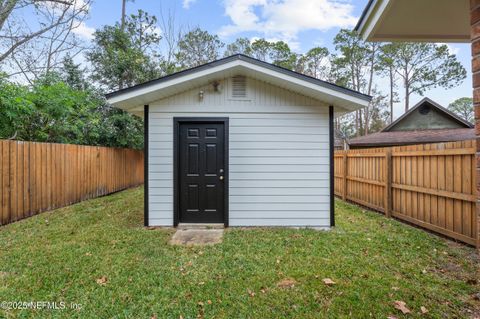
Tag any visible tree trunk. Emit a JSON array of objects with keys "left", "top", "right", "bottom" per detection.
[
  {"left": 355, "top": 111, "right": 359, "bottom": 136},
  {"left": 389, "top": 65, "right": 394, "bottom": 123},
  {"left": 404, "top": 65, "right": 409, "bottom": 112},
  {"left": 404, "top": 80, "right": 409, "bottom": 112},
  {"left": 358, "top": 109, "right": 363, "bottom": 135},
  {"left": 121, "top": 0, "right": 126, "bottom": 30}
]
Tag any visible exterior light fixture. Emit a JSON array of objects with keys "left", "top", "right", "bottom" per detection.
[{"left": 198, "top": 90, "right": 204, "bottom": 101}]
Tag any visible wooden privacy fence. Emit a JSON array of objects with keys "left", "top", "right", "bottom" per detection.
[
  {"left": 334, "top": 140, "right": 478, "bottom": 246},
  {"left": 0, "top": 140, "right": 144, "bottom": 226}
]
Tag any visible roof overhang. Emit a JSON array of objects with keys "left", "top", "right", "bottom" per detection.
[
  {"left": 106, "top": 55, "right": 371, "bottom": 116},
  {"left": 355, "top": 0, "right": 470, "bottom": 42}
]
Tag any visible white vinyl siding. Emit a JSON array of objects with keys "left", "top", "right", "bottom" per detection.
[{"left": 148, "top": 77, "right": 331, "bottom": 227}]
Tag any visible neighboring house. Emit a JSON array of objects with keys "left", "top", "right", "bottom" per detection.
[
  {"left": 348, "top": 98, "right": 474, "bottom": 149},
  {"left": 106, "top": 54, "right": 370, "bottom": 228}
]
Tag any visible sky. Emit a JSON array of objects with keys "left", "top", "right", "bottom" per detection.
[{"left": 74, "top": 0, "right": 472, "bottom": 120}]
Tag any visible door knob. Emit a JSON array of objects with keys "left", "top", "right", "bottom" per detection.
[{"left": 219, "top": 176, "right": 224, "bottom": 180}]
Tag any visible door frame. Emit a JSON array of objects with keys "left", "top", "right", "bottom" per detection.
[{"left": 173, "top": 117, "right": 229, "bottom": 227}]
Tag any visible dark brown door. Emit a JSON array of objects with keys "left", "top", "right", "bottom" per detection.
[{"left": 178, "top": 122, "right": 225, "bottom": 223}]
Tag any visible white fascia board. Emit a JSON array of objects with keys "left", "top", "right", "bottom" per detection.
[{"left": 358, "top": 0, "right": 391, "bottom": 41}]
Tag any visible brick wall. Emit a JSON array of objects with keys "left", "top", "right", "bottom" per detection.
[{"left": 472, "top": 0, "right": 480, "bottom": 247}]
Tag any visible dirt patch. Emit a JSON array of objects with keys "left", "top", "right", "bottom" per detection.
[
  {"left": 277, "top": 278, "right": 297, "bottom": 289},
  {"left": 169, "top": 229, "right": 224, "bottom": 246}
]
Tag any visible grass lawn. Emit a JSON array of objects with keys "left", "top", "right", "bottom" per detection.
[{"left": 0, "top": 187, "right": 479, "bottom": 318}]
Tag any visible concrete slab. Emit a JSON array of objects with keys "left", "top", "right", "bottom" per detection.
[{"left": 169, "top": 229, "right": 224, "bottom": 246}]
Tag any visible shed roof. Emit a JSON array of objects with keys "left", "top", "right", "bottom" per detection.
[{"left": 106, "top": 54, "right": 371, "bottom": 115}]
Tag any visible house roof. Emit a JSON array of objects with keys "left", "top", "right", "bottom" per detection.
[
  {"left": 355, "top": 0, "right": 469, "bottom": 42},
  {"left": 348, "top": 128, "right": 475, "bottom": 148},
  {"left": 382, "top": 97, "right": 473, "bottom": 132},
  {"left": 106, "top": 54, "right": 371, "bottom": 115},
  {"left": 349, "top": 97, "right": 473, "bottom": 147}
]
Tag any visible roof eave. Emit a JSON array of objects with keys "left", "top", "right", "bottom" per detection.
[
  {"left": 106, "top": 54, "right": 371, "bottom": 113},
  {"left": 354, "top": 0, "right": 390, "bottom": 41}
]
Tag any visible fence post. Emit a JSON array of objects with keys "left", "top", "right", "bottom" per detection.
[
  {"left": 342, "top": 153, "right": 347, "bottom": 200},
  {"left": 385, "top": 149, "right": 392, "bottom": 217}
]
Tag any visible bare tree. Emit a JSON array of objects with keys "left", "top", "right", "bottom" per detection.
[
  {"left": 1, "top": 0, "right": 91, "bottom": 81},
  {"left": 158, "top": 5, "right": 185, "bottom": 75}
]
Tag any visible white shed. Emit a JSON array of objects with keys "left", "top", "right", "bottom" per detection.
[{"left": 106, "top": 55, "right": 370, "bottom": 228}]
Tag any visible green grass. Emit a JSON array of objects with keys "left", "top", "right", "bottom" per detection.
[{"left": 0, "top": 187, "right": 479, "bottom": 318}]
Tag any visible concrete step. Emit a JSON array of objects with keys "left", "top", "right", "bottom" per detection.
[{"left": 177, "top": 223, "right": 225, "bottom": 230}]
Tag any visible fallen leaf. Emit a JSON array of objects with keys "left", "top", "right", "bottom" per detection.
[
  {"left": 420, "top": 306, "right": 428, "bottom": 314},
  {"left": 248, "top": 289, "right": 255, "bottom": 297},
  {"left": 387, "top": 316, "right": 398, "bottom": 319},
  {"left": 150, "top": 315, "right": 157, "bottom": 319},
  {"left": 96, "top": 276, "right": 108, "bottom": 286},
  {"left": 394, "top": 301, "right": 411, "bottom": 314},
  {"left": 197, "top": 301, "right": 204, "bottom": 307},
  {"left": 85, "top": 252, "right": 92, "bottom": 256},
  {"left": 207, "top": 300, "right": 212, "bottom": 305},
  {"left": 391, "top": 287, "right": 400, "bottom": 291},
  {"left": 322, "top": 278, "right": 336, "bottom": 286},
  {"left": 277, "top": 278, "right": 297, "bottom": 289}
]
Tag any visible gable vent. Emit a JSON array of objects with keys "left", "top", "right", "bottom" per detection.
[{"left": 231, "top": 75, "right": 247, "bottom": 99}]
